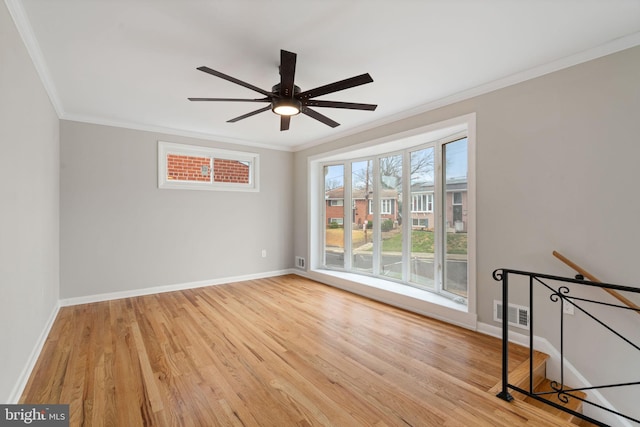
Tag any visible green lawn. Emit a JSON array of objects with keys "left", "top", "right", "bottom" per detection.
[
  {"left": 380, "top": 230, "right": 467, "bottom": 254},
  {"left": 326, "top": 228, "right": 468, "bottom": 255}
]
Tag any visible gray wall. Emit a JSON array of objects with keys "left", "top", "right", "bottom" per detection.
[
  {"left": 0, "top": 1, "right": 60, "bottom": 402},
  {"left": 60, "top": 121, "right": 293, "bottom": 299},
  {"left": 293, "top": 45, "right": 640, "bottom": 419},
  {"left": 3, "top": 0, "right": 639, "bottom": 414}
]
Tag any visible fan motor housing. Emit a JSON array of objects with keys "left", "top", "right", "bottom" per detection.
[{"left": 272, "top": 83, "right": 301, "bottom": 97}]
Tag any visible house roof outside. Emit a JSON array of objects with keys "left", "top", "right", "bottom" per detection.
[
  {"left": 411, "top": 177, "right": 468, "bottom": 193},
  {"left": 325, "top": 186, "right": 398, "bottom": 200},
  {"left": 326, "top": 179, "right": 467, "bottom": 201}
]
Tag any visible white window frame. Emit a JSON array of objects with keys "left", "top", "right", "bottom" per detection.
[
  {"left": 328, "top": 218, "right": 344, "bottom": 225},
  {"left": 453, "top": 192, "right": 463, "bottom": 205},
  {"left": 329, "top": 199, "right": 344, "bottom": 206},
  {"left": 412, "top": 218, "right": 428, "bottom": 227},
  {"left": 158, "top": 141, "right": 259, "bottom": 192},
  {"left": 367, "top": 198, "right": 393, "bottom": 215},
  {"left": 309, "top": 113, "right": 476, "bottom": 328},
  {"left": 381, "top": 199, "right": 393, "bottom": 215},
  {"left": 412, "top": 194, "right": 424, "bottom": 212},
  {"left": 411, "top": 193, "right": 434, "bottom": 213}
]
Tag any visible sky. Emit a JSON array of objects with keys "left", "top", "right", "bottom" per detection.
[{"left": 324, "top": 137, "right": 468, "bottom": 190}]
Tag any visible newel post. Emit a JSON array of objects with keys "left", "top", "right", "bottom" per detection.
[{"left": 494, "top": 269, "right": 514, "bottom": 402}]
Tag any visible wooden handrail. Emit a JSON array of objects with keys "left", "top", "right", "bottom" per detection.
[{"left": 552, "top": 250, "right": 640, "bottom": 313}]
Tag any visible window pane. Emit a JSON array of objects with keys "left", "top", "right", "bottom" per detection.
[
  {"left": 443, "top": 138, "right": 468, "bottom": 298},
  {"left": 324, "top": 164, "right": 344, "bottom": 268},
  {"left": 409, "top": 147, "right": 435, "bottom": 289},
  {"left": 453, "top": 191, "right": 462, "bottom": 205},
  {"left": 352, "top": 160, "right": 373, "bottom": 273},
  {"left": 167, "top": 154, "right": 211, "bottom": 182},
  {"left": 213, "top": 158, "right": 250, "bottom": 184},
  {"left": 379, "top": 154, "right": 402, "bottom": 280},
  {"left": 159, "top": 142, "right": 258, "bottom": 192}
]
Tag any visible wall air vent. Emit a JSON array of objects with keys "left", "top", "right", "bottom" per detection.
[{"left": 494, "top": 300, "right": 530, "bottom": 330}]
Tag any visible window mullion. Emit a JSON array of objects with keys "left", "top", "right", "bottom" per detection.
[
  {"left": 402, "top": 150, "right": 411, "bottom": 282},
  {"left": 344, "top": 162, "right": 353, "bottom": 271},
  {"left": 321, "top": 165, "right": 328, "bottom": 268},
  {"left": 372, "top": 157, "right": 380, "bottom": 276},
  {"left": 434, "top": 142, "right": 444, "bottom": 293}
]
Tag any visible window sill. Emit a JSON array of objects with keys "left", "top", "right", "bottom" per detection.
[{"left": 306, "top": 269, "right": 477, "bottom": 330}]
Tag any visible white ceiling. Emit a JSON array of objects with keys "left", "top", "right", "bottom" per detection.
[{"left": 10, "top": 0, "right": 640, "bottom": 151}]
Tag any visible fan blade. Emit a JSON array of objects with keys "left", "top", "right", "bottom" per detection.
[
  {"left": 279, "top": 50, "right": 297, "bottom": 98},
  {"left": 280, "top": 115, "right": 291, "bottom": 131},
  {"left": 298, "top": 73, "right": 374, "bottom": 100},
  {"left": 188, "top": 97, "right": 270, "bottom": 102},
  {"left": 303, "top": 100, "right": 377, "bottom": 111},
  {"left": 227, "top": 105, "right": 271, "bottom": 123},
  {"left": 197, "top": 66, "right": 272, "bottom": 97},
  {"left": 301, "top": 107, "right": 340, "bottom": 128}
]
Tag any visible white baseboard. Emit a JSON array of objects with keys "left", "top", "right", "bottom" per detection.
[
  {"left": 59, "top": 269, "right": 296, "bottom": 307},
  {"left": 8, "top": 301, "right": 61, "bottom": 403},
  {"left": 477, "top": 322, "right": 631, "bottom": 427}
]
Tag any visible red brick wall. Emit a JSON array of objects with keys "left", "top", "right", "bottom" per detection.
[
  {"left": 328, "top": 198, "right": 398, "bottom": 226},
  {"left": 326, "top": 203, "right": 344, "bottom": 224},
  {"left": 166, "top": 155, "right": 250, "bottom": 184},
  {"left": 213, "top": 159, "right": 250, "bottom": 184},
  {"left": 353, "top": 199, "right": 397, "bottom": 225},
  {"left": 353, "top": 199, "right": 369, "bottom": 225},
  {"left": 167, "top": 154, "right": 211, "bottom": 182}
]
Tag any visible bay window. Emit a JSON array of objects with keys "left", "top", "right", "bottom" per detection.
[{"left": 315, "top": 116, "right": 474, "bottom": 308}]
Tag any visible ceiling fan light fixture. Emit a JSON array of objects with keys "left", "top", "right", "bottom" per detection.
[
  {"left": 272, "top": 98, "right": 301, "bottom": 116},
  {"left": 190, "top": 49, "right": 376, "bottom": 130}
]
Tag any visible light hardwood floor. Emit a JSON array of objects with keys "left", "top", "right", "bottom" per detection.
[{"left": 21, "top": 275, "right": 575, "bottom": 426}]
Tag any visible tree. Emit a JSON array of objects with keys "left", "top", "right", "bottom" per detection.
[
  {"left": 324, "top": 164, "right": 344, "bottom": 190},
  {"left": 409, "top": 149, "right": 435, "bottom": 185},
  {"left": 352, "top": 151, "right": 435, "bottom": 191}
]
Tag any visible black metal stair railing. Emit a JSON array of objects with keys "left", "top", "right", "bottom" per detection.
[{"left": 493, "top": 268, "right": 640, "bottom": 426}]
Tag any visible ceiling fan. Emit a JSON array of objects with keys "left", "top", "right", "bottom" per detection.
[{"left": 189, "top": 49, "right": 377, "bottom": 131}]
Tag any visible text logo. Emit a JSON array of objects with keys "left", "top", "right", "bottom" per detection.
[{"left": 0, "top": 405, "right": 69, "bottom": 426}]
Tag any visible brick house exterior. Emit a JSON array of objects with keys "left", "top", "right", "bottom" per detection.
[
  {"left": 326, "top": 177, "right": 468, "bottom": 233},
  {"left": 213, "top": 158, "right": 250, "bottom": 184},
  {"left": 325, "top": 187, "right": 399, "bottom": 228},
  {"left": 167, "top": 154, "right": 250, "bottom": 184},
  {"left": 167, "top": 154, "right": 212, "bottom": 182},
  {"left": 410, "top": 177, "right": 468, "bottom": 232}
]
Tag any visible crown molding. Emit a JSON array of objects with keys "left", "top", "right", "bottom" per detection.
[
  {"left": 292, "top": 31, "right": 640, "bottom": 153},
  {"left": 7, "top": 0, "right": 639, "bottom": 154},
  {"left": 61, "top": 113, "right": 295, "bottom": 152},
  {"left": 5, "top": 0, "right": 64, "bottom": 117}
]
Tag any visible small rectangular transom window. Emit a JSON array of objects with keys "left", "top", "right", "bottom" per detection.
[{"left": 158, "top": 141, "right": 259, "bottom": 191}]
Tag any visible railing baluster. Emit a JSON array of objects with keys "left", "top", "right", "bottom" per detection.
[
  {"left": 560, "top": 290, "right": 565, "bottom": 391},
  {"left": 493, "top": 268, "right": 640, "bottom": 425},
  {"left": 496, "top": 269, "right": 513, "bottom": 402},
  {"left": 529, "top": 275, "right": 534, "bottom": 395}
]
